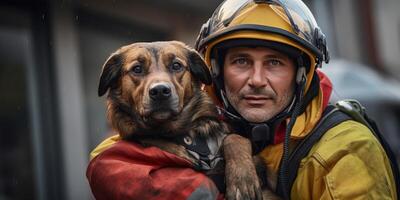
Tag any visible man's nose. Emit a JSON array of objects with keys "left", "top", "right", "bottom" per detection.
[{"left": 248, "top": 64, "right": 268, "bottom": 88}]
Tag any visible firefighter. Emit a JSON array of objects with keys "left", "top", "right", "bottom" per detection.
[{"left": 87, "top": 0, "right": 398, "bottom": 199}]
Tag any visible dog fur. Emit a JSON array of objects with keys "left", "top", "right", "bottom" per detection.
[{"left": 98, "top": 41, "right": 269, "bottom": 200}]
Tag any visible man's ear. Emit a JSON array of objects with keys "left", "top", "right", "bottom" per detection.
[
  {"left": 98, "top": 53, "right": 123, "bottom": 96},
  {"left": 188, "top": 49, "right": 212, "bottom": 85}
]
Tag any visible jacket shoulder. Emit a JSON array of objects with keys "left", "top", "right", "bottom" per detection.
[
  {"left": 292, "top": 120, "right": 397, "bottom": 199},
  {"left": 90, "top": 134, "right": 121, "bottom": 160},
  {"left": 308, "top": 119, "right": 383, "bottom": 164}
]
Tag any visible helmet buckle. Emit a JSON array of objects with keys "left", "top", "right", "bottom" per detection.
[
  {"left": 296, "top": 66, "right": 306, "bottom": 85},
  {"left": 195, "top": 19, "right": 210, "bottom": 51},
  {"left": 314, "top": 28, "right": 330, "bottom": 64},
  {"left": 210, "top": 58, "right": 220, "bottom": 77}
]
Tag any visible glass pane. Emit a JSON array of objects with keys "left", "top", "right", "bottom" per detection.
[{"left": 0, "top": 27, "right": 36, "bottom": 199}]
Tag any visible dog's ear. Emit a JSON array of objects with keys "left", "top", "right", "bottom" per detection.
[
  {"left": 98, "top": 53, "right": 123, "bottom": 96},
  {"left": 188, "top": 50, "right": 212, "bottom": 85}
]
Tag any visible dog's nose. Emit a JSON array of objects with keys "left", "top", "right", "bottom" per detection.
[{"left": 149, "top": 84, "right": 171, "bottom": 100}]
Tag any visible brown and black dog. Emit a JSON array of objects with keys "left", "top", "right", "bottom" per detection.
[{"left": 98, "top": 41, "right": 268, "bottom": 200}]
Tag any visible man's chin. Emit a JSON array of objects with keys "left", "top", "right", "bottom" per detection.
[{"left": 239, "top": 109, "right": 274, "bottom": 123}]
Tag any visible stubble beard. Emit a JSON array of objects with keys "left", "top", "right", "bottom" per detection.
[{"left": 225, "top": 87, "right": 294, "bottom": 123}]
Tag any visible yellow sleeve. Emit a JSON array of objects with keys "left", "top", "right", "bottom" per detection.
[
  {"left": 89, "top": 134, "right": 121, "bottom": 160},
  {"left": 292, "top": 120, "right": 397, "bottom": 200}
]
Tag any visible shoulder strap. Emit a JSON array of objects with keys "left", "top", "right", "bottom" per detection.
[
  {"left": 359, "top": 109, "right": 400, "bottom": 197},
  {"left": 277, "top": 105, "right": 351, "bottom": 197}
]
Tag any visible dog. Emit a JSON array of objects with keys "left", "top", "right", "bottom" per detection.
[{"left": 98, "top": 41, "right": 267, "bottom": 200}]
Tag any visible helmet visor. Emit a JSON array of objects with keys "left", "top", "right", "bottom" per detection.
[
  {"left": 205, "top": 0, "right": 319, "bottom": 53},
  {"left": 209, "top": 0, "right": 253, "bottom": 33}
]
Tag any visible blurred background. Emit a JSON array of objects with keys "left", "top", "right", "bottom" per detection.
[{"left": 0, "top": 0, "right": 399, "bottom": 199}]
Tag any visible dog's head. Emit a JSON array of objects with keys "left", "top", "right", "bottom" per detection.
[{"left": 98, "top": 41, "right": 212, "bottom": 136}]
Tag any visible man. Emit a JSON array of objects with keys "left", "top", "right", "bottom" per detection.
[{"left": 87, "top": 0, "right": 398, "bottom": 199}]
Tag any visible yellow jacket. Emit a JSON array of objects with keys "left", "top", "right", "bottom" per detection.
[
  {"left": 260, "top": 120, "right": 397, "bottom": 199},
  {"left": 294, "top": 120, "right": 397, "bottom": 199}
]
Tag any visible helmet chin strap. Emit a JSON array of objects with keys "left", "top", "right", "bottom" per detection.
[
  {"left": 217, "top": 83, "right": 299, "bottom": 154},
  {"left": 278, "top": 60, "right": 307, "bottom": 199}
]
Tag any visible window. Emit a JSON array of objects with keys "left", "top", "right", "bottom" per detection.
[
  {"left": 0, "top": 9, "right": 37, "bottom": 200},
  {"left": 0, "top": 5, "right": 62, "bottom": 200}
]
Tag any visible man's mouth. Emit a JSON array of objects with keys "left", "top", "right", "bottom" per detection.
[{"left": 243, "top": 95, "right": 272, "bottom": 105}]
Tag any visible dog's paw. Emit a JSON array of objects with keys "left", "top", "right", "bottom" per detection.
[
  {"left": 225, "top": 160, "right": 263, "bottom": 200},
  {"left": 223, "top": 134, "right": 263, "bottom": 200},
  {"left": 261, "top": 188, "right": 282, "bottom": 200}
]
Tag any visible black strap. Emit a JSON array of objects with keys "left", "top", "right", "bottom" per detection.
[
  {"left": 177, "top": 135, "right": 212, "bottom": 160},
  {"left": 276, "top": 105, "right": 351, "bottom": 197},
  {"left": 364, "top": 115, "right": 400, "bottom": 197}
]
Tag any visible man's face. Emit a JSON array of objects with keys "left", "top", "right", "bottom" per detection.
[{"left": 223, "top": 46, "right": 296, "bottom": 123}]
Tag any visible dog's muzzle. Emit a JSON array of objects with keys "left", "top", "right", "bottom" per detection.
[
  {"left": 149, "top": 83, "right": 171, "bottom": 101},
  {"left": 145, "top": 82, "right": 180, "bottom": 122}
]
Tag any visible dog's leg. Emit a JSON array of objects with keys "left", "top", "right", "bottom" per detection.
[
  {"left": 261, "top": 189, "right": 282, "bottom": 200},
  {"left": 253, "top": 156, "right": 282, "bottom": 200},
  {"left": 253, "top": 156, "right": 278, "bottom": 192},
  {"left": 223, "top": 134, "right": 262, "bottom": 200}
]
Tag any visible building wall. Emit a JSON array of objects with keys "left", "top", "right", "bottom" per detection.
[
  {"left": 373, "top": 0, "right": 400, "bottom": 78},
  {"left": 314, "top": 0, "right": 400, "bottom": 78},
  {"left": 331, "top": 1, "right": 365, "bottom": 63}
]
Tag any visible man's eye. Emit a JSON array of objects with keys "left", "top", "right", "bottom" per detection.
[
  {"left": 233, "top": 58, "right": 248, "bottom": 66},
  {"left": 268, "top": 59, "right": 282, "bottom": 66},
  {"left": 131, "top": 65, "right": 143, "bottom": 75},
  {"left": 170, "top": 62, "right": 184, "bottom": 72}
]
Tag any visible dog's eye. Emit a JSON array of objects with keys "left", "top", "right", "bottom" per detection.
[
  {"left": 131, "top": 65, "right": 143, "bottom": 75},
  {"left": 170, "top": 62, "right": 184, "bottom": 72}
]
